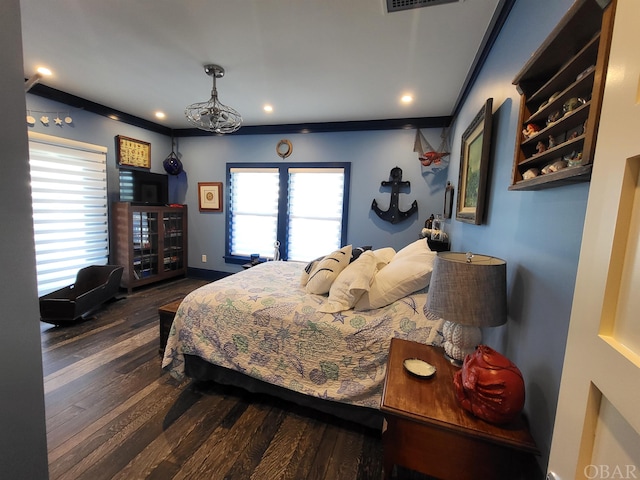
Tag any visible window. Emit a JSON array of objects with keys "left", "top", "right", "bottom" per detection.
[
  {"left": 227, "top": 163, "right": 350, "bottom": 263},
  {"left": 28, "top": 132, "right": 108, "bottom": 296}
]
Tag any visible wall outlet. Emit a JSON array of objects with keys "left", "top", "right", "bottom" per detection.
[{"left": 201, "top": 254, "right": 207, "bottom": 263}]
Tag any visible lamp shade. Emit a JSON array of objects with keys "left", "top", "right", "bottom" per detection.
[{"left": 426, "top": 252, "right": 507, "bottom": 328}]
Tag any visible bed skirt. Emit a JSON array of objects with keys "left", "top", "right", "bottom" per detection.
[{"left": 183, "top": 354, "right": 384, "bottom": 430}]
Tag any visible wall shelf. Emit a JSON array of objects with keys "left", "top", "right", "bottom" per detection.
[{"left": 509, "top": 0, "right": 616, "bottom": 191}]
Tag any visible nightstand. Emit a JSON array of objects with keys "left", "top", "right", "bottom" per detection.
[{"left": 380, "top": 338, "right": 539, "bottom": 480}]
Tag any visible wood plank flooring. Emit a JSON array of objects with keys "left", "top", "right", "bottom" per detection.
[{"left": 40, "top": 277, "right": 430, "bottom": 480}]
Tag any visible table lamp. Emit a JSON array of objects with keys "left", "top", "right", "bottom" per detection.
[{"left": 425, "top": 252, "right": 507, "bottom": 365}]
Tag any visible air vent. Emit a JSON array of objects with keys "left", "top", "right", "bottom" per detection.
[{"left": 386, "top": 0, "right": 458, "bottom": 13}]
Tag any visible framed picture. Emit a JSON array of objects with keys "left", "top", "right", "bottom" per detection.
[
  {"left": 456, "top": 98, "right": 493, "bottom": 225},
  {"left": 198, "top": 182, "right": 223, "bottom": 212},
  {"left": 116, "top": 135, "right": 151, "bottom": 169}
]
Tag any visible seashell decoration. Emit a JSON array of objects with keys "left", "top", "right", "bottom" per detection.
[{"left": 25, "top": 111, "right": 73, "bottom": 127}]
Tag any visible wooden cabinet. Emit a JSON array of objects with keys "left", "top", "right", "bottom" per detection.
[
  {"left": 380, "top": 339, "right": 539, "bottom": 479},
  {"left": 510, "top": 0, "right": 616, "bottom": 191},
  {"left": 112, "top": 202, "right": 187, "bottom": 292}
]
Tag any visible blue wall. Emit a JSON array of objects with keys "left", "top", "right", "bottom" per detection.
[
  {"left": 179, "top": 129, "right": 448, "bottom": 273},
  {"left": 24, "top": 0, "right": 591, "bottom": 472},
  {"left": 25, "top": 94, "right": 448, "bottom": 272},
  {"left": 445, "top": 0, "right": 586, "bottom": 472},
  {"left": 25, "top": 95, "right": 173, "bottom": 206}
]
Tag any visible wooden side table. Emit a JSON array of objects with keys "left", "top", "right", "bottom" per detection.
[
  {"left": 381, "top": 338, "right": 539, "bottom": 480},
  {"left": 158, "top": 299, "right": 183, "bottom": 354}
]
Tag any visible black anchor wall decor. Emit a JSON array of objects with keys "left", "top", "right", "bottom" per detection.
[{"left": 371, "top": 166, "right": 418, "bottom": 224}]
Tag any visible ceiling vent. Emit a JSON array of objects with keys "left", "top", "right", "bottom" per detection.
[{"left": 386, "top": 0, "right": 458, "bottom": 13}]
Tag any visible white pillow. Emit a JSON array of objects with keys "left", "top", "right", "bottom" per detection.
[
  {"left": 305, "top": 245, "right": 353, "bottom": 294},
  {"left": 393, "top": 238, "right": 431, "bottom": 260},
  {"left": 319, "top": 251, "right": 378, "bottom": 313},
  {"left": 300, "top": 256, "right": 323, "bottom": 286},
  {"left": 354, "top": 242, "right": 436, "bottom": 310},
  {"left": 371, "top": 247, "right": 396, "bottom": 269}
]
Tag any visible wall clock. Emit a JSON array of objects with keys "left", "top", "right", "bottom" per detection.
[{"left": 116, "top": 135, "right": 151, "bottom": 169}]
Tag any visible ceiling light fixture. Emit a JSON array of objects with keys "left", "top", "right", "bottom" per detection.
[
  {"left": 185, "top": 64, "right": 242, "bottom": 134},
  {"left": 25, "top": 66, "right": 52, "bottom": 92}
]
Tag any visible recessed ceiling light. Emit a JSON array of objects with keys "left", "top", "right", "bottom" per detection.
[
  {"left": 401, "top": 94, "right": 413, "bottom": 104},
  {"left": 263, "top": 104, "right": 273, "bottom": 113},
  {"left": 36, "top": 67, "right": 52, "bottom": 76},
  {"left": 155, "top": 111, "right": 166, "bottom": 119}
]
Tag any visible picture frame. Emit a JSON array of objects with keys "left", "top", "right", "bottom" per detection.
[
  {"left": 198, "top": 182, "right": 223, "bottom": 212},
  {"left": 116, "top": 135, "right": 151, "bottom": 169},
  {"left": 456, "top": 98, "right": 493, "bottom": 225}
]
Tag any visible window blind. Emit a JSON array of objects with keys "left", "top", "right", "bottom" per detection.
[
  {"left": 229, "top": 167, "right": 279, "bottom": 258},
  {"left": 287, "top": 168, "right": 345, "bottom": 261},
  {"left": 227, "top": 164, "right": 349, "bottom": 262},
  {"left": 28, "top": 133, "right": 108, "bottom": 296}
]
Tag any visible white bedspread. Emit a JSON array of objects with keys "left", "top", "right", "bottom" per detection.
[{"left": 162, "top": 261, "right": 443, "bottom": 409}]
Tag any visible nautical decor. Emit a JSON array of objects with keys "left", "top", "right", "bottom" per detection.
[
  {"left": 163, "top": 138, "right": 183, "bottom": 175},
  {"left": 454, "top": 345, "right": 525, "bottom": 424},
  {"left": 414, "top": 128, "right": 450, "bottom": 167},
  {"left": 371, "top": 167, "right": 418, "bottom": 224}
]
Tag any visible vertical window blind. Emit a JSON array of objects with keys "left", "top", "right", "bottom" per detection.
[
  {"left": 229, "top": 167, "right": 280, "bottom": 258},
  {"left": 28, "top": 133, "right": 108, "bottom": 296},
  {"left": 228, "top": 163, "right": 349, "bottom": 262},
  {"left": 287, "top": 168, "right": 345, "bottom": 261}
]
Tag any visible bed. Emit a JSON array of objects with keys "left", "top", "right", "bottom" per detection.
[{"left": 162, "top": 240, "right": 444, "bottom": 428}]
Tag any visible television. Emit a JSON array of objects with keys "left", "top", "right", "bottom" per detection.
[{"left": 119, "top": 170, "right": 169, "bottom": 205}]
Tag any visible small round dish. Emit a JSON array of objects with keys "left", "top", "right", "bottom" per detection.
[{"left": 403, "top": 358, "right": 436, "bottom": 378}]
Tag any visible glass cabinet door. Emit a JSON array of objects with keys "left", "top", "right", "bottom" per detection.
[
  {"left": 132, "top": 211, "right": 159, "bottom": 279},
  {"left": 163, "top": 211, "right": 184, "bottom": 272}
]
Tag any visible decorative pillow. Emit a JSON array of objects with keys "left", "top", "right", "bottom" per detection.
[
  {"left": 305, "top": 245, "right": 353, "bottom": 294},
  {"left": 318, "top": 251, "right": 378, "bottom": 313},
  {"left": 350, "top": 245, "right": 372, "bottom": 262},
  {"left": 371, "top": 247, "right": 395, "bottom": 269},
  {"left": 393, "top": 238, "right": 431, "bottom": 260},
  {"left": 300, "top": 256, "right": 324, "bottom": 286},
  {"left": 354, "top": 241, "right": 436, "bottom": 310}
]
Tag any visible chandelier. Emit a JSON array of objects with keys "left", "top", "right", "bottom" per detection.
[{"left": 184, "top": 64, "right": 242, "bottom": 134}]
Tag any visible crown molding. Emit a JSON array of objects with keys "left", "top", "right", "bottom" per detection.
[{"left": 28, "top": 83, "right": 451, "bottom": 136}]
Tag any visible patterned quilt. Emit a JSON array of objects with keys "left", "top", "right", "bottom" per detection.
[{"left": 162, "top": 261, "right": 444, "bottom": 409}]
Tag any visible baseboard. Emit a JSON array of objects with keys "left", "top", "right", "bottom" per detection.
[{"left": 187, "top": 267, "right": 233, "bottom": 281}]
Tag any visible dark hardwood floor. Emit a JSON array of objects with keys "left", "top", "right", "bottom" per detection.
[{"left": 40, "top": 277, "right": 430, "bottom": 480}]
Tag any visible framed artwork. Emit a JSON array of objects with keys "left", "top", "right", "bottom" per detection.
[
  {"left": 456, "top": 98, "right": 493, "bottom": 225},
  {"left": 116, "top": 135, "right": 151, "bottom": 169},
  {"left": 198, "top": 182, "right": 223, "bottom": 212}
]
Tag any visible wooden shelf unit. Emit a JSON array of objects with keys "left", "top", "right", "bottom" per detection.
[
  {"left": 112, "top": 202, "right": 188, "bottom": 293},
  {"left": 510, "top": 0, "right": 616, "bottom": 191}
]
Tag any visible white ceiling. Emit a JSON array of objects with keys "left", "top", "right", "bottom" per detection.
[{"left": 20, "top": 0, "right": 503, "bottom": 130}]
